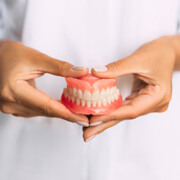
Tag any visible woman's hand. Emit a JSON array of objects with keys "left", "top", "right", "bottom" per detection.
[
  {"left": 0, "top": 40, "right": 89, "bottom": 126},
  {"left": 83, "top": 36, "right": 180, "bottom": 141}
]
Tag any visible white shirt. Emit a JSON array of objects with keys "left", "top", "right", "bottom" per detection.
[{"left": 0, "top": 0, "right": 180, "bottom": 179}]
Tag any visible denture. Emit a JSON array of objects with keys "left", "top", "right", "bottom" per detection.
[{"left": 61, "top": 74, "right": 122, "bottom": 115}]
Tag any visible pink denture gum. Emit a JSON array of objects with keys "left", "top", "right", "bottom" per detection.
[{"left": 61, "top": 74, "right": 122, "bottom": 115}]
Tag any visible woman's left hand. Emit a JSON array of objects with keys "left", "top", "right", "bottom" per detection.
[{"left": 83, "top": 36, "right": 178, "bottom": 142}]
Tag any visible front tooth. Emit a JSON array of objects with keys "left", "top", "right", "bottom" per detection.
[
  {"left": 92, "top": 101, "right": 97, "bottom": 107},
  {"left": 76, "top": 99, "right": 80, "bottom": 105},
  {"left": 92, "top": 90, "right": 99, "bottom": 101},
  {"left": 77, "top": 89, "right": 83, "bottom": 99},
  {"left": 81, "top": 99, "right": 85, "bottom": 107},
  {"left": 102, "top": 98, "right": 107, "bottom": 106},
  {"left": 83, "top": 90, "right": 91, "bottom": 101},
  {"left": 107, "top": 96, "right": 111, "bottom": 104},
  {"left": 87, "top": 101, "right": 91, "bottom": 107},
  {"left": 97, "top": 100, "right": 101, "bottom": 107},
  {"left": 73, "top": 88, "right": 77, "bottom": 97},
  {"left": 106, "top": 88, "right": 110, "bottom": 96},
  {"left": 100, "top": 89, "right": 106, "bottom": 99}
]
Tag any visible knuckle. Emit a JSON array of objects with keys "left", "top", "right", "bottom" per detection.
[
  {"left": 128, "top": 108, "right": 139, "bottom": 119},
  {"left": 0, "top": 85, "right": 15, "bottom": 102},
  {"left": 58, "top": 61, "right": 70, "bottom": 76},
  {"left": 158, "top": 104, "right": 169, "bottom": 113},
  {"left": 0, "top": 103, "right": 10, "bottom": 114}
]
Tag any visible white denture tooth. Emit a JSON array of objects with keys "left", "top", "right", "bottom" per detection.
[
  {"left": 110, "top": 87, "right": 114, "bottom": 95},
  {"left": 102, "top": 98, "right": 107, "bottom": 106},
  {"left": 81, "top": 99, "right": 85, "bottom": 107},
  {"left": 106, "top": 88, "right": 110, "bottom": 96},
  {"left": 69, "top": 88, "right": 73, "bottom": 96},
  {"left": 92, "top": 90, "right": 100, "bottom": 101},
  {"left": 68, "top": 95, "right": 71, "bottom": 101},
  {"left": 114, "top": 93, "right": 119, "bottom": 100},
  {"left": 73, "top": 88, "right": 77, "bottom": 97},
  {"left": 87, "top": 101, "right": 91, "bottom": 107},
  {"left": 77, "top": 89, "right": 83, "bottom": 99},
  {"left": 92, "top": 101, "right": 97, "bottom": 107},
  {"left": 100, "top": 89, "right": 106, "bottom": 99},
  {"left": 83, "top": 90, "right": 91, "bottom": 101},
  {"left": 111, "top": 94, "right": 115, "bottom": 102},
  {"left": 107, "top": 96, "right": 111, "bottom": 104},
  {"left": 97, "top": 100, "right": 101, "bottom": 107},
  {"left": 76, "top": 99, "right": 80, "bottom": 105},
  {"left": 64, "top": 89, "right": 68, "bottom": 98},
  {"left": 116, "top": 88, "right": 120, "bottom": 95},
  {"left": 113, "top": 87, "right": 116, "bottom": 93},
  {"left": 71, "top": 96, "right": 75, "bottom": 103}
]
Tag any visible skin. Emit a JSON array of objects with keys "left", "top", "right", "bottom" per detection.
[
  {"left": 1, "top": 35, "right": 180, "bottom": 142},
  {"left": 0, "top": 40, "right": 89, "bottom": 124},
  {"left": 83, "top": 35, "right": 180, "bottom": 141}
]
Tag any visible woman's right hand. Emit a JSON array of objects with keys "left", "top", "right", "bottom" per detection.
[{"left": 0, "top": 40, "right": 89, "bottom": 126}]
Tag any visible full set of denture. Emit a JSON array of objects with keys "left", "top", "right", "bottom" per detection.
[
  {"left": 61, "top": 74, "right": 122, "bottom": 115},
  {"left": 63, "top": 86, "right": 120, "bottom": 108}
]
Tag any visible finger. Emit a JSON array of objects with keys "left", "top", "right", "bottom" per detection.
[
  {"left": 0, "top": 101, "right": 43, "bottom": 117},
  {"left": 83, "top": 120, "right": 121, "bottom": 142},
  {"left": 13, "top": 80, "right": 89, "bottom": 123},
  {"left": 32, "top": 50, "right": 89, "bottom": 77},
  {"left": 90, "top": 85, "right": 161, "bottom": 124},
  {"left": 91, "top": 56, "right": 140, "bottom": 79}
]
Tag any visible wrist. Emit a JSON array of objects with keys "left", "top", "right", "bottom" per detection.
[{"left": 157, "top": 35, "right": 180, "bottom": 70}]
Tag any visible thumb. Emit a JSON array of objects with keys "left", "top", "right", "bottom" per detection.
[
  {"left": 91, "top": 56, "right": 140, "bottom": 78},
  {"left": 34, "top": 53, "right": 89, "bottom": 77}
]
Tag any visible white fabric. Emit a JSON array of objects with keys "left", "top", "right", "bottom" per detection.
[{"left": 0, "top": 0, "right": 180, "bottom": 179}]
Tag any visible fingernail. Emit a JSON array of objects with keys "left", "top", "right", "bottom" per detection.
[
  {"left": 72, "top": 66, "right": 86, "bottom": 71},
  {"left": 90, "top": 121, "right": 103, "bottom": 126},
  {"left": 76, "top": 121, "right": 89, "bottom": 127},
  {"left": 93, "top": 66, "right": 108, "bottom": 72},
  {"left": 85, "top": 135, "right": 96, "bottom": 142}
]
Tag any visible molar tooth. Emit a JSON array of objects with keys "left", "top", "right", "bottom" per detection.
[
  {"left": 116, "top": 88, "right": 120, "bottom": 95},
  {"left": 92, "top": 101, "right": 97, "bottom": 107},
  {"left": 87, "top": 101, "right": 91, "bottom": 107},
  {"left": 69, "top": 88, "right": 73, "bottom": 96},
  {"left": 64, "top": 89, "right": 68, "bottom": 98},
  {"left": 68, "top": 95, "right": 71, "bottom": 101},
  {"left": 71, "top": 96, "right": 75, "bottom": 103},
  {"left": 102, "top": 98, "right": 107, "bottom": 106},
  {"left": 100, "top": 89, "right": 106, "bottom": 99},
  {"left": 114, "top": 93, "right": 119, "bottom": 100},
  {"left": 92, "top": 90, "right": 99, "bottom": 101},
  {"left": 97, "top": 100, "right": 101, "bottom": 107},
  {"left": 77, "top": 89, "right": 83, "bottom": 99},
  {"left": 81, "top": 99, "right": 85, "bottom": 107},
  {"left": 76, "top": 99, "right": 80, "bottom": 105},
  {"left": 83, "top": 90, "right": 91, "bottom": 101},
  {"left": 73, "top": 88, "right": 77, "bottom": 97}
]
